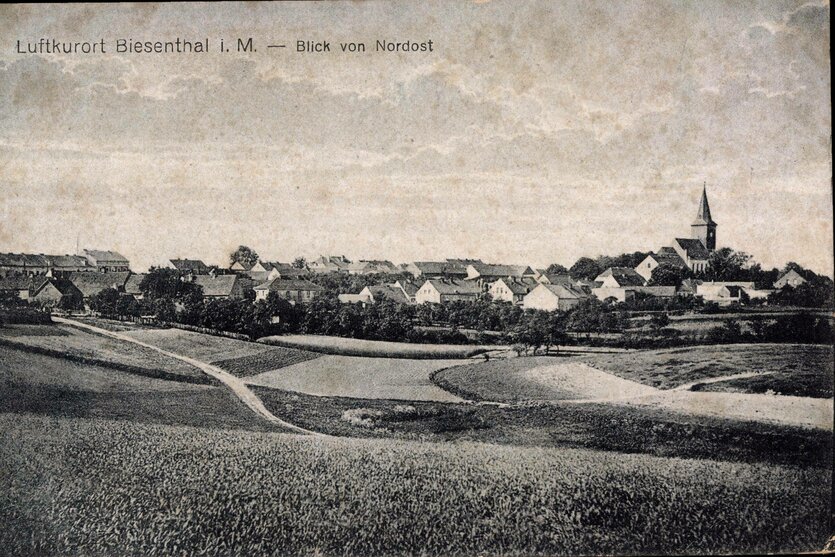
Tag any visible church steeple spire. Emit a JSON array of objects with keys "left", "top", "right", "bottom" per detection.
[
  {"left": 691, "top": 183, "right": 717, "bottom": 251},
  {"left": 693, "top": 183, "right": 716, "bottom": 226}
]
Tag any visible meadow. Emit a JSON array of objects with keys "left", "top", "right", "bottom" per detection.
[
  {"left": 1, "top": 413, "right": 830, "bottom": 556},
  {"left": 579, "top": 343, "right": 834, "bottom": 395},
  {"left": 0, "top": 324, "right": 212, "bottom": 384},
  {"left": 246, "top": 355, "right": 465, "bottom": 402},
  {"left": 260, "top": 333, "right": 491, "bottom": 359}
]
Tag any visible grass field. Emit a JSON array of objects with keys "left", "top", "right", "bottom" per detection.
[
  {"left": 253, "top": 386, "right": 832, "bottom": 468},
  {"left": 212, "top": 347, "right": 321, "bottom": 377},
  {"left": 579, "top": 343, "right": 834, "bottom": 395},
  {"left": 0, "top": 345, "right": 282, "bottom": 432},
  {"left": 0, "top": 324, "right": 212, "bottom": 384},
  {"left": 1, "top": 413, "right": 830, "bottom": 556},
  {"left": 260, "top": 334, "right": 490, "bottom": 359},
  {"left": 246, "top": 355, "right": 466, "bottom": 402}
]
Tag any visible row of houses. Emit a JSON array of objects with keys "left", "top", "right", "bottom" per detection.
[{"left": 0, "top": 249, "right": 130, "bottom": 278}]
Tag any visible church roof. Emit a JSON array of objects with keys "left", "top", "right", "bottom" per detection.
[
  {"left": 692, "top": 186, "right": 716, "bottom": 226},
  {"left": 674, "top": 238, "right": 711, "bottom": 260}
]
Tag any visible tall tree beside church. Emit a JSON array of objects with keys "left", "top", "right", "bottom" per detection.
[
  {"left": 230, "top": 245, "right": 259, "bottom": 268},
  {"left": 648, "top": 263, "right": 690, "bottom": 287},
  {"left": 707, "top": 248, "right": 752, "bottom": 281}
]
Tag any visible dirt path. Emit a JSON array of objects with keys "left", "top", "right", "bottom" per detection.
[
  {"left": 672, "top": 371, "right": 775, "bottom": 392},
  {"left": 54, "top": 318, "right": 322, "bottom": 436}
]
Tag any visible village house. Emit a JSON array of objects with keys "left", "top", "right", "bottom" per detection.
[
  {"left": 359, "top": 284, "right": 411, "bottom": 304},
  {"left": 595, "top": 267, "right": 647, "bottom": 288},
  {"left": 229, "top": 260, "right": 254, "bottom": 273},
  {"left": 30, "top": 277, "right": 83, "bottom": 307},
  {"left": 489, "top": 277, "right": 539, "bottom": 304},
  {"left": 67, "top": 271, "right": 131, "bottom": 305},
  {"left": 634, "top": 248, "right": 688, "bottom": 282},
  {"left": 190, "top": 274, "right": 250, "bottom": 300},
  {"left": 535, "top": 272, "right": 577, "bottom": 286},
  {"left": 308, "top": 255, "right": 352, "bottom": 274},
  {"left": 774, "top": 269, "right": 807, "bottom": 289},
  {"left": 523, "top": 283, "right": 588, "bottom": 311},
  {"left": 253, "top": 278, "right": 324, "bottom": 303},
  {"left": 466, "top": 263, "right": 536, "bottom": 282},
  {"left": 124, "top": 274, "right": 147, "bottom": 300},
  {"left": 696, "top": 281, "right": 771, "bottom": 305},
  {"left": 167, "top": 259, "right": 210, "bottom": 275},
  {"left": 247, "top": 261, "right": 307, "bottom": 282},
  {"left": 346, "top": 260, "right": 400, "bottom": 275},
  {"left": 81, "top": 249, "right": 130, "bottom": 273},
  {"left": 415, "top": 278, "right": 483, "bottom": 304},
  {"left": 0, "top": 275, "right": 35, "bottom": 300},
  {"left": 404, "top": 259, "right": 481, "bottom": 279},
  {"left": 393, "top": 279, "right": 420, "bottom": 304}
]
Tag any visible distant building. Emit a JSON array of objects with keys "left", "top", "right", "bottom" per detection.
[
  {"left": 634, "top": 248, "right": 687, "bottom": 282},
  {"left": 393, "top": 279, "right": 420, "bottom": 304},
  {"left": 253, "top": 278, "right": 324, "bottom": 303},
  {"left": 535, "top": 273, "right": 576, "bottom": 286},
  {"left": 595, "top": 267, "right": 646, "bottom": 288},
  {"left": 404, "top": 259, "right": 481, "bottom": 279},
  {"left": 191, "top": 274, "right": 249, "bottom": 300},
  {"left": 82, "top": 249, "right": 130, "bottom": 272},
  {"left": 697, "top": 282, "right": 747, "bottom": 306},
  {"left": 774, "top": 269, "right": 807, "bottom": 289},
  {"left": 415, "top": 278, "right": 482, "bottom": 304},
  {"left": 308, "top": 255, "right": 352, "bottom": 274},
  {"left": 0, "top": 275, "right": 35, "bottom": 300},
  {"left": 31, "top": 277, "right": 83, "bottom": 307},
  {"left": 168, "top": 259, "right": 210, "bottom": 274},
  {"left": 489, "top": 277, "right": 539, "bottom": 304},
  {"left": 67, "top": 271, "right": 130, "bottom": 302},
  {"left": 124, "top": 273, "right": 147, "bottom": 300},
  {"left": 359, "top": 284, "right": 410, "bottom": 304},
  {"left": 465, "top": 263, "right": 536, "bottom": 282},
  {"left": 523, "top": 283, "right": 587, "bottom": 311},
  {"left": 346, "top": 260, "right": 400, "bottom": 275}
]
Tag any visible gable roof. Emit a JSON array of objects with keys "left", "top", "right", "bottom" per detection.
[
  {"left": 192, "top": 275, "right": 240, "bottom": 297},
  {"left": 169, "top": 259, "right": 209, "bottom": 273},
  {"left": 469, "top": 263, "right": 535, "bottom": 278},
  {"left": 365, "top": 284, "right": 409, "bottom": 304},
  {"left": 253, "top": 278, "right": 325, "bottom": 292},
  {"left": 32, "top": 277, "right": 82, "bottom": 298},
  {"left": 596, "top": 267, "right": 646, "bottom": 287},
  {"left": 674, "top": 238, "right": 710, "bottom": 260},
  {"left": 0, "top": 253, "right": 50, "bottom": 268},
  {"left": 538, "top": 283, "right": 587, "bottom": 300},
  {"left": 68, "top": 272, "right": 130, "bottom": 297},
  {"left": 394, "top": 280, "right": 420, "bottom": 296},
  {"left": 649, "top": 248, "right": 687, "bottom": 267},
  {"left": 44, "top": 254, "right": 89, "bottom": 268},
  {"left": 493, "top": 277, "right": 539, "bottom": 295},
  {"left": 82, "top": 249, "right": 129, "bottom": 264},
  {"left": 124, "top": 274, "right": 147, "bottom": 295},
  {"left": 538, "top": 273, "right": 577, "bottom": 286},
  {"left": 774, "top": 269, "right": 807, "bottom": 286},
  {"left": 0, "top": 275, "right": 35, "bottom": 291},
  {"left": 424, "top": 279, "right": 483, "bottom": 295}
]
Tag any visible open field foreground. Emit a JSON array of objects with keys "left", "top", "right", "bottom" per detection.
[
  {"left": 246, "top": 355, "right": 466, "bottom": 402},
  {"left": 1, "top": 413, "right": 831, "bottom": 556},
  {"left": 260, "top": 334, "right": 492, "bottom": 358}
]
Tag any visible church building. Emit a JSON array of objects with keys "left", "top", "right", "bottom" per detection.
[{"left": 635, "top": 186, "right": 717, "bottom": 280}]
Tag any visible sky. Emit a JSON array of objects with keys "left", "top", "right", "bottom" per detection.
[{"left": 0, "top": 1, "right": 831, "bottom": 273}]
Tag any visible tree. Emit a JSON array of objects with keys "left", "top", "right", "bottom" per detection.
[
  {"left": 649, "top": 312, "right": 670, "bottom": 331},
  {"left": 153, "top": 297, "right": 176, "bottom": 322},
  {"left": 569, "top": 257, "right": 602, "bottom": 281},
  {"left": 707, "top": 248, "right": 752, "bottom": 281},
  {"left": 57, "top": 290, "right": 84, "bottom": 311},
  {"left": 89, "top": 288, "right": 121, "bottom": 316},
  {"left": 230, "top": 245, "right": 259, "bottom": 268},
  {"left": 292, "top": 257, "right": 308, "bottom": 269},
  {"left": 545, "top": 263, "right": 569, "bottom": 275},
  {"left": 139, "top": 267, "right": 182, "bottom": 300},
  {"left": 648, "top": 263, "right": 690, "bottom": 287}
]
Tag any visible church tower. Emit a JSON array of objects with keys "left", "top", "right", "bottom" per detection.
[{"left": 691, "top": 184, "right": 717, "bottom": 251}]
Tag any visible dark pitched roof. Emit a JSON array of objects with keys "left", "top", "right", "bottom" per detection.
[
  {"left": 0, "top": 275, "right": 35, "bottom": 291},
  {"left": 253, "top": 278, "right": 325, "bottom": 292},
  {"left": 193, "top": 275, "right": 240, "bottom": 297},
  {"left": 539, "top": 283, "right": 587, "bottom": 299},
  {"left": 540, "top": 273, "right": 577, "bottom": 286},
  {"left": 674, "top": 238, "right": 710, "bottom": 260},
  {"left": 169, "top": 259, "right": 209, "bottom": 273},
  {"left": 424, "top": 279, "right": 483, "bottom": 295},
  {"left": 693, "top": 186, "right": 716, "bottom": 226},
  {"left": 83, "top": 249, "right": 129, "bottom": 264},
  {"left": 0, "top": 253, "right": 50, "bottom": 268},
  {"left": 494, "top": 277, "right": 539, "bottom": 295},
  {"left": 469, "top": 263, "right": 534, "bottom": 278},
  {"left": 650, "top": 249, "right": 687, "bottom": 268},
  {"left": 68, "top": 272, "right": 130, "bottom": 297},
  {"left": 597, "top": 267, "right": 646, "bottom": 287},
  {"left": 366, "top": 284, "right": 409, "bottom": 304},
  {"left": 124, "top": 274, "right": 147, "bottom": 295},
  {"left": 395, "top": 280, "right": 420, "bottom": 296},
  {"left": 44, "top": 255, "right": 89, "bottom": 268}
]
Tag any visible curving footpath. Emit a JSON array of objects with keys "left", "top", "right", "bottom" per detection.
[{"left": 53, "top": 317, "right": 323, "bottom": 437}]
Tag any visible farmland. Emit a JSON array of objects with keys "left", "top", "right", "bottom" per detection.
[
  {"left": 578, "top": 343, "right": 834, "bottom": 395},
  {"left": 0, "top": 324, "right": 212, "bottom": 384},
  {"left": 0, "top": 345, "right": 282, "bottom": 432},
  {"left": 1, "top": 413, "right": 830, "bottom": 556},
  {"left": 260, "top": 333, "right": 491, "bottom": 359},
  {"left": 246, "top": 355, "right": 465, "bottom": 402}
]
